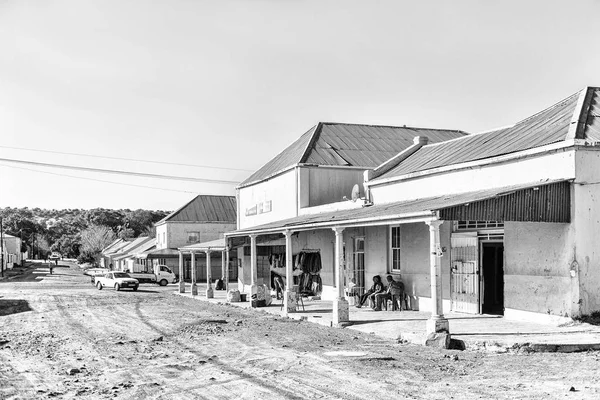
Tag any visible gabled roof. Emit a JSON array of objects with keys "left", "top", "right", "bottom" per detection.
[
  {"left": 102, "top": 238, "right": 133, "bottom": 256},
  {"left": 102, "top": 238, "right": 125, "bottom": 254},
  {"left": 374, "top": 87, "right": 600, "bottom": 181},
  {"left": 156, "top": 195, "right": 237, "bottom": 224},
  {"left": 111, "top": 237, "right": 153, "bottom": 259},
  {"left": 239, "top": 122, "right": 467, "bottom": 187}
]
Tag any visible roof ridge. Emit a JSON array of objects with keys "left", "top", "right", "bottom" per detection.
[
  {"left": 299, "top": 123, "right": 322, "bottom": 164},
  {"left": 319, "top": 121, "right": 467, "bottom": 133},
  {"left": 511, "top": 89, "right": 582, "bottom": 128},
  {"left": 567, "top": 86, "right": 597, "bottom": 140},
  {"left": 413, "top": 89, "right": 586, "bottom": 151},
  {"left": 156, "top": 195, "right": 199, "bottom": 224}
]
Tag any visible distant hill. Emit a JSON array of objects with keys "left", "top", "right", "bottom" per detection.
[{"left": 0, "top": 207, "right": 170, "bottom": 260}]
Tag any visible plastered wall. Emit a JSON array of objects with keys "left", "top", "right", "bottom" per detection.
[
  {"left": 574, "top": 149, "right": 600, "bottom": 314},
  {"left": 370, "top": 150, "right": 576, "bottom": 204},
  {"left": 504, "top": 221, "right": 573, "bottom": 316},
  {"left": 156, "top": 222, "right": 235, "bottom": 250},
  {"left": 238, "top": 170, "right": 298, "bottom": 229}
]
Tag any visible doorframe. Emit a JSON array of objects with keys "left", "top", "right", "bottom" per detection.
[{"left": 478, "top": 239, "right": 504, "bottom": 314}]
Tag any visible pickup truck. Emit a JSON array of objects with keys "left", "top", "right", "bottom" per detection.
[
  {"left": 96, "top": 272, "right": 139, "bottom": 291},
  {"left": 124, "top": 265, "right": 176, "bottom": 286}
]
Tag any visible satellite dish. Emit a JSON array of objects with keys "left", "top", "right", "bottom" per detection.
[{"left": 351, "top": 184, "right": 360, "bottom": 202}]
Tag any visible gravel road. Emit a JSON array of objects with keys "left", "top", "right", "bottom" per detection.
[{"left": 1, "top": 262, "right": 599, "bottom": 399}]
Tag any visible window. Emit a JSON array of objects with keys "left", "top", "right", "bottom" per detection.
[
  {"left": 454, "top": 221, "right": 504, "bottom": 231},
  {"left": 352, "top": 238, "right": 365, "bottom": 295},
  {"left": 162, "top": 232, "right": 166, "bottom": 245},
  {"left": 187, "top": 232, "right": 200, "bottom": 243},
  {"left": 390, "top": 226, "right": 401, "bottom": 272}
]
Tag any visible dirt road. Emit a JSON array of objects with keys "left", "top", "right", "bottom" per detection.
[{"left": 1, "top": 262, "right": 599, "bottom": 399}]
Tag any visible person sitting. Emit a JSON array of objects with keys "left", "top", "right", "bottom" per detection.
[
  {"left": 356, "top": 275, "right": 384, "bottom": 308},
  {"left": 215, "top": 277, "right": 225, "bottom": 290},
  {"left": 374, "top": 275, "right": 405, "bottom": 311}
]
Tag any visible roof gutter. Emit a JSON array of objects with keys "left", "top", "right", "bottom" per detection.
[{"left": 224, "top": 210, "right": 435, "bottom": 237}]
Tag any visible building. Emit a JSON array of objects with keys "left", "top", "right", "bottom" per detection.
[
  {"left": 226, "top": 88, "right": 600, "bottom": 334},
  {"left": 110, "top": 236, "right": 154, "bottom": 272},
  {"left": 1, "top": 233, "right": 23, "bottom": 270},
  {"left": 155, "top": 195, "right": 237, "bottom": 282},
  {"left": 227, "top": 122, "right": 466, "bottom": 316},
  {"left": 100, "top": 238, "right": 132, "bottom": 269}
]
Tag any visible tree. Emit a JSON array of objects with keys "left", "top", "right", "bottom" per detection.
[
  {"left": 84, "top": 208, "right": 123, "bottom": 231},
  {"left": 79, "top": 225, "right": 116, "bottom": 263}
]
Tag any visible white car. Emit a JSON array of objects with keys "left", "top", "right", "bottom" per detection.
[
  {"left": 96, "top": 272, "right": 139, "bottom": 291},
  {"left": 49, "top": 252, "right": 61, "bottom": 260}
]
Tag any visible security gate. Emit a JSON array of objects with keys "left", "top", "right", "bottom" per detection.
[{"left": 450, "top": 233, "right": 480, "bottom": 314}]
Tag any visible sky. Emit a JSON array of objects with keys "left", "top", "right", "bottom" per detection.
[{"left": 1, "top": 0, "right": 600, "bottom": 211}]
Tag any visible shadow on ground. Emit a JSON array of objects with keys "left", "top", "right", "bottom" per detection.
[
  {"left": 0, "top": 299, "right": 32, "bottom": 316},
  {"left": 575, "top": 312, "right": 600, "bottom": 326}
]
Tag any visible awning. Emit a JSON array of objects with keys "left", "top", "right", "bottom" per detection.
[
  {"left": 135, "top": 248, "right": 180, "bottom": 259},
  {"left": 179, "top": 238, "right": 227, "bottom": 252},
  {"left": 226, "top": 179, "right": 571, "bottom": 237}
]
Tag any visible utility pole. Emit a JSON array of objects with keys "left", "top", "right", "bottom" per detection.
[
  {"left": 20, "top": 228, "right": 23, "bottom": 267},
  {"left": 1, "top": 216, "right": 4, "bottom": 278}
]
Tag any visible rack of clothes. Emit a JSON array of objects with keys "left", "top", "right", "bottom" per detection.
[
  {"left": 295, "top": 250, "right": 322, "bottom": 296},
  {"left": 268, "top": 250, "right": 323, "bottom": 296}
]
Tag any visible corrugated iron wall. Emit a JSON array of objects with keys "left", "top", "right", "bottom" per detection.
[{"left": 439, "top": 181, "right": 571, "bottom": 223}]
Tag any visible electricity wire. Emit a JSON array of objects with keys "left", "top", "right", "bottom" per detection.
[
  {"left": 0, "top": 157, "right": 240, "bottom": 185},
  {"left": 0, "top": 163, "right": 200, "bottom": 194},
  {"left": 0, "top": 145, "right": 254, "bottom": 172}
]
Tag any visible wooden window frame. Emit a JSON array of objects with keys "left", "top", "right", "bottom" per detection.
[{"left": 390, "top": 225, "right": 401, "bottom": 273}]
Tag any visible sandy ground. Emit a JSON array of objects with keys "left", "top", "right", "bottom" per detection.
[{"left": 1, "top": 262, "right": 600, "bottom": 400}]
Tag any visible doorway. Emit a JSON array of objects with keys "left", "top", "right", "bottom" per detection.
[
  {"left": 481, "top": 242, "right": 504, "bottom": 315},
  {"left": 352, "top": 237, "right": 365, "bottom": 295}
]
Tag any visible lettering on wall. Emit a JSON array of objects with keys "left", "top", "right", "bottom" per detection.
[{"left": 245, "top": 200, "right": 273, "bottom": 216}]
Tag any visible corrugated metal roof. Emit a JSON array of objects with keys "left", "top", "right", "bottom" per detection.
[
  {"left": 583, "top": 88, "right": 600, "bottom": 141},
  {"left": 157, "top": 195, "right": 237, "bottom": 224},
  {"left": 439, "top": 180, "right": 570, "bottom": 222},
  {"left": 240, "top": 126, "right": 317, "bottom": 186},
  {"left": 227, "top": 179, "right": 569, "bottom": 235},
  {"left": 111, "top": 237, "right": 154, "bottom": 260},
  {"left": 136, "top": 248, "right": 180, "bottom": 259},
  {"left": 239, "top": 123, "right": 466, "bottom": 187},
  {"left": 378, "top": 89, "right": 586, "bottom": 179},
  {"left": 179, "top": 238, "right": 226, "bottom": 252}
]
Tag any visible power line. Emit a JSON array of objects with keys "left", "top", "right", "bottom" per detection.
[
  {"left": 0, "top": 163, "right": 200, "bottom": 194},
  {"left": 0, "top": 145, "right": 254, "bottom": 172},
  {"left": 0, "top": 157, "right": 241, "bottom": 185}
]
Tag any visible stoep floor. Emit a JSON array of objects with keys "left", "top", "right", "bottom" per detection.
[{"left": 177, "top": 283, "right": 600, "bottom": 352}]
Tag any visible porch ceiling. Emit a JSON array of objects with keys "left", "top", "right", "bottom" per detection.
[{"left": 226, "top": 179, "right": 571, "bottom": 237}]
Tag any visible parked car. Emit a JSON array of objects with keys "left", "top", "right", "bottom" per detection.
[
  {"left": 83, "top": 268, "right": 110, "bottom": 284},
  {"left": 49, "top": 252, "right": 61, "bottom": 260},
  {"left": 96, "top": 272, "right": 139, "bottom": 291}
]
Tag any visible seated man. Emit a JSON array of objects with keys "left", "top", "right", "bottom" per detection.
[
  {"left": 374, "top": 275, "right": 405, "bottom": 311},
  {"left": 356, "top": 275, "right": 384, "bottom": 308}
]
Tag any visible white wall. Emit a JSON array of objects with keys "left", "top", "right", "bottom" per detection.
[
  {"left": 238, "top": 170, "right": 298, "bottom": 229},
  {"left": 504, "top": 221, "right": 574, "bottom": 317},
  {"left": 156, "top": 222, "right": 235, "bottom": 250},
  {"left": 370, "top": 150, "right": 576, "bottom": 203},
  {"left": 574, "top": 148, "right": 600, "bottom": 315}
]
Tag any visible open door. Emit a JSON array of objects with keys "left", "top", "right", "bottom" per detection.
[{"left": 450, "top": 233, "right": 480, "bottom": 314}]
